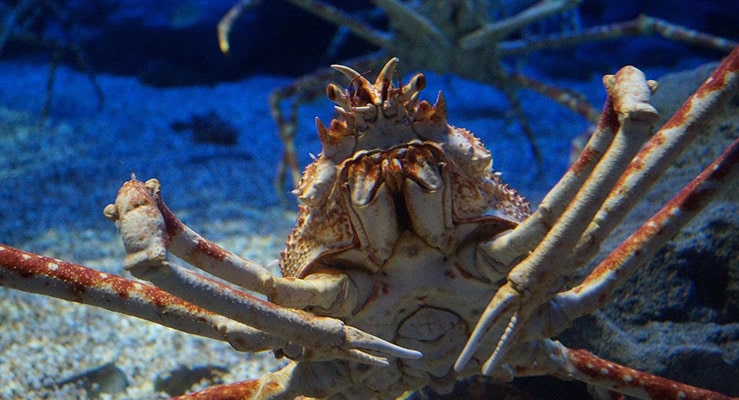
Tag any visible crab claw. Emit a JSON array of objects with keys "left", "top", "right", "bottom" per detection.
[
  {"left": 106, "top": 177, "right": 422, "bottom": 368},
  {"left": 342, "top": 325, "right": 423, "bottom": 365},
  {"left": 453, "top": 284, "right": 520, "bottom": 373}
]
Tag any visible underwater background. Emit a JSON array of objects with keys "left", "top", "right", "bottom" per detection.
[{"left": 0, "top": 0, "right": 737, "bottom": 398}]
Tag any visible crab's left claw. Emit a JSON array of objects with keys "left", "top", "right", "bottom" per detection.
[{"left": 105, "top": 176, "right": 422, "bottom": 367}]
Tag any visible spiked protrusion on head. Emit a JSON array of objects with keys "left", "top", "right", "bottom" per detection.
[
  {"left": 317, "top": 58, "right": 455, "bottom": 162},
  {"left": 315, "top": 117, "right": 355, "bottom": 161},
  {"left": 433, "top": 91, "right": 447, "bottom": 120},
  {"left": 316, "top": 116, "right": 330, "bottom": 141},
  {"left": 331, "top": 63, "right": 365, "bottom": 84},
  {"left": 401, "top": 73, "right": 426, "bottom": 104},
  {"left": 327, "top": 83, "right": 349, "bottom": 110},
  {"left": 414, "top": 91, "right": 447, "bottom": 123},
  {"left": 376, "top": 57, "right": 400, "bottom": 85}
]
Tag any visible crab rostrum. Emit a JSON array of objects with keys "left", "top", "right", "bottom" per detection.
[{"left": 1, "top": 52, "right": 738, "bottom": 399}]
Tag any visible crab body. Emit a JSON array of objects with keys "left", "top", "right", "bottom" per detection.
[{"left": 266, "top": 59, "right": 532, "bottom": 395}]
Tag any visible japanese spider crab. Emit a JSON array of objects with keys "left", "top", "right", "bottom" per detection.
[
  {"left": 219, "top": 0, "right": 738, "bottom": 192},
  {"left": 1, "top": 51, "right": 738, "bottom": 399}
]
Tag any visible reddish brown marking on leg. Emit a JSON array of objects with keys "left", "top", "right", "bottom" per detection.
[
  {"left": 195, "top": 238, "right": 229, "bottom": 261},
  {"left": 570, "top": 145, "right": 601, "bottom": 176},
  {"left": 662, "top": 46, "right": 739, "bottom": 130},
  {"left": 0, "top": 245, "right": 212, "bottom": 314},
  {"left": 175, "top": 379, "right": 283, "bottom": 400},
  {"left": 584, "top": 138, "right": 738, "bottom": 287},
  {"left": 568, "top": 349, "right": 734, "bottom": 400},
  {"left": 568, "top": 96, "right": 616, "bottom": 176},
  {"left": 153, "top": 190, "right": 187, "bottom": 237}
]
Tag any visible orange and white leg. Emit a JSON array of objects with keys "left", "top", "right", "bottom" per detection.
[
  {"left": 507, "top": 340, "right": 736, "bottom": 400},
  {"left": 0, "top": 244, "right": 286, "bottom": 353}
]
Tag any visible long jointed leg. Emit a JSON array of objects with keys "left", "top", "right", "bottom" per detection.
[
  {"left": 457, "top": 46, "right": 739, "bottom": 389},
  {"left": 563, "top": 347, "right": 735, "bottom": 400},
  {"left": 0, "top": 245, "right": 284, "bottom": 353},
  {"left": 143, "top": 178, "right": 347, "bottom": 310},
  {"left": 458, "top": 66, "right": 660, "bottom": 370},
  {"left": 474, "top": 65, "right": 658, "bottom": 278},
  {"left": 173, "top": 360, "right": 359, "bottom": 400},
  {"left": 513, "top": 340, "right": 737, "bottom": 400},
  {"left": 469, "top": 137, "right": 737, "bottom": 400},
  {"left": 550, "top": 137, "right": 738, "bottom": 331},
  {"left": 489, "top": 14, "right": 738, "bottom": 56}
]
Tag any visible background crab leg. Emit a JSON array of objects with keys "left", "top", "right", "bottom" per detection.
[
  {"left": 218, "top": 0, "right": 391, "bottom": 56},
  {"left": 371, "top": 0, "right": 449, "bottom": 49},
  {"left": 509, "top": 73, "right": 602, "bottom": 122},
  {"left": 217, "top": 0, "right": 260, "bottom": 54},
  {"left": 0, "top": 245, "right": 287, "bottom": 353},
  {"left": 460, "top": 0, "right": 582, "bottom": 46},
  {"left": 494, "top": 15, "right": 738, "bottom": 56}
]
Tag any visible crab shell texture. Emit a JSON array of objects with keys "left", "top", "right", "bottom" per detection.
[{"left": 281, "top": 57, "right": 530, "bottom": 280}]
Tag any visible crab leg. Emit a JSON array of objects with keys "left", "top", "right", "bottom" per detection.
[
  {"left": 129, "top": 255, "right": 414, "bottom": 366},
  {"left": 217, "top": 0, "right": 261, "bottom": 54},
  {"left": 475, "top": 64, "right": 658, "bottom": 278},
  {"left": 461, "top": 47, "right": 739, "bottom": 374},
  {"left": 496, "top": 167, "right": 733, "bottom": 392},
  {"left": 142, "top": 179, "right": 347, "bottom": 310},
  {"left": 497, "top": 15, "right": 738, "bottom": 56},
  {"left": 510, "top": 73, "right": 601, "bottom": 123},
  {"left": 506, "top": 340, "right": 735, "bottom": 400},
  {"left": 174, "top": 360, "right": 360, "bottom": 400},
  {"left": 0, "top": 245, "right": 286, "bottom": 353},
  {"left": 562, "top": 347, "right": 735, "bottom": 400},
  {"left": 461, "top": 0, "right": 583, "bottom": 48},
  {"left": 565, "top": 45, "right": 739, "bottom": 270},
  {"left": 285, "top": 0, "right": 392, "bottom": 48},
  {"left": 104, "top": 177, "right": 421, "bottom": 365},
  {"left": 371, "top": 0, "right": 450, "bottom": 50},
  {"left": 218, "top": 0, "right": 391, "bottom": 57},
  {"left": 546, "top": 137, "right": 738, "bottom": 330}
]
